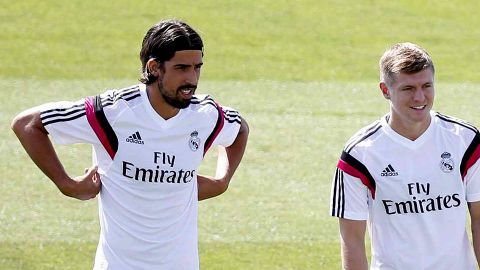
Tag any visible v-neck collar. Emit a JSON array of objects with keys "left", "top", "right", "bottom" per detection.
[
  {"left": 381, "top": 111, "right": 435, "bottom": 150},
  {"left": 139, "top": 84, "right": 186, "bottom": 129}
]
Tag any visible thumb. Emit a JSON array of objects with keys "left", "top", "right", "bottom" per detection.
[{"left": 85, "top": 165, "right": 98, "bottom": 176}]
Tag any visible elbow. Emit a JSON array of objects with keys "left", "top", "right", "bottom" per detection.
[
  {"left": 217, "top": 179, "right": 230, "bottom": 195},
  {"left": 240, "top": 117, "right": 250, "bottom": 137},
  {"left": 11, "top": 113, "right": 28, "bottom": 135},
  {"left": 11, "top": 109, "right": 44, "bottom": 137}
]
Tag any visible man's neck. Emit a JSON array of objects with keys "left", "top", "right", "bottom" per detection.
[
  {"left": 146, "top": 85, "right": 179, "bottom": 120},
  {"left": 388, "top": 115, "right": 431, "bottom": 141}
]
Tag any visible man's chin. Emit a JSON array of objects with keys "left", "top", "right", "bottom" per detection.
[
  {"left": 163, "top": 95, "right": 191, "bottom": 109},
  {"left": 171, "top": 99, "right": 191, "bottom": 109}
]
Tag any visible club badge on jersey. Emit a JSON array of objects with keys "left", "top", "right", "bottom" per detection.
[
  {"left": 440, "top": 152, "right": 455, "bottom": 173},
  {"left": 189, "top": 131, "right": 201, "bottom": 152}
]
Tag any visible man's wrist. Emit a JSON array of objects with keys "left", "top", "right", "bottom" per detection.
[{"left": 54, "top": 176, "right": 75, "bottom": 197}]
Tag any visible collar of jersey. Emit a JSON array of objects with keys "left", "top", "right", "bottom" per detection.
[
  {"left": 380, "top": 110, "right": 435, "bottom": 150},
  {"left": 139, "top": 84, "right": 186, "bottom": 128}
]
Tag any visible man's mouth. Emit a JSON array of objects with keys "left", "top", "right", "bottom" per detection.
[
  {"left": 411, "top": 105, "right": 426, "bottom": 110},
  {"left": 178, "top": 86, "right": 196, "bottom": 96}
]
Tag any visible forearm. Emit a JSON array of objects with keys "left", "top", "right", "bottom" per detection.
[
  {"left": 215, "top": 119, "right": 249, "bottom": 181},
  {"left": 473, "top": 221, "right": 480, "bottom": 265},
  {"left": 469, "top": 202, "right": 480, "bottom": 266},
  {"left": 11, "top": 109, "right": 71, "bottom": 191},
  {"left": 341, "top": 241, "right": 368, "bottom": 270},
  {"left": 198, "top": 118, "right": 249, "bottom": 201},
  {"left": 339, "top": 219, "right": 368, "bottom": 270},
  {"left": 197, "top": 174, "right": 227, "bottom": 200},
  {"left": 197, "top": 145, "right": 243, "bottom": 200}
]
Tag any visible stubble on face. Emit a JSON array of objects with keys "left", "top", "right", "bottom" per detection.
[{"left": 157, "top": 79, "right": 197, "bottom": 109}]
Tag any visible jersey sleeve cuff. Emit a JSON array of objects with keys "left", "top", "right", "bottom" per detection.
[
  {"left": 43, "top": 124, "right": 68, "bottom": 145},
  {"left": 467, "top": 192, "right": 480, "bottom": 202},
  {"left": 332, "top": 211, "right": 368, "bottom": 220}
]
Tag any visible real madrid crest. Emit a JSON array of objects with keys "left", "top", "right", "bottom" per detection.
[
  {"left": 189, "top": 131, "right": 201, "bottom": 152},
  {"left": 440, "top": 152, "right": 454, "bottom": 173}
]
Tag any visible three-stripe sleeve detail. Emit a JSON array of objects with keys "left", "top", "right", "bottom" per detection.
[
  {"left": 41, "top": 101, "right": 86, "bottom": 126},
  {"left": 191, "top": 96, "right": 242, "bottom": 124},
  {"left": 101, "top": 86, "right": 141, "bottom": 107},
  {"left": 223, "top": 109, "right": 241, "bottom": 124},
  {"left": 331, "top": 168, "right": 345, "bottom": 218}
]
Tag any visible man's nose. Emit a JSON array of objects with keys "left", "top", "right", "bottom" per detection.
[
  {"left": 185, "top": 69, "right": 198, "bottom": 85},
  {"left": 413, "top": 88, "right": 425, "bottom": 102}
]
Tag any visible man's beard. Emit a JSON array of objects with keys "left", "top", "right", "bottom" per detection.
[{"left": 158, "top": 80, "right": 196, "bottom": 109}]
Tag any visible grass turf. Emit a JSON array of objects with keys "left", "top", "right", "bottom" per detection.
[{"left": 2, "top": 0, "right": 480, "bottom": 268}]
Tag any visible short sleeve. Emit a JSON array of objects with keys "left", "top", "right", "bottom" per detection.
[
  {"left": 466, "top": 160, "right": 480, "bottom": 202},
  {"left": 330, "top": 167, "right": 369, "bottom": 220},
  {"left": 40, "top": 99, "right": 98, "bottom": 145},
  {"left": 211, "top": 106, "right": 241, "bottom": 147}
]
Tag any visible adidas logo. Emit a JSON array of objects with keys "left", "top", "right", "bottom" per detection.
[
  {"left": 126, "top": 131, "right": 144, "bottom": 144},
  {"left": 381, "top": 164, "right": 398, "bottom": 176}
]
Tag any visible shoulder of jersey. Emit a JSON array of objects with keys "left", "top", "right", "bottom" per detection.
[
  {"left": 190, "top": 94, "right": 219, "bottom": 112},
  {"left": 190, "top": 94, "right": 242, "bottom": 125},
  {"left": 343, "top": 119, "right": 383, "bottom": 153},
  {"left": 98, "top": 84, "right": 142, "bottom": 110},
  {"left": 435, "top": 112, "right": 479, "bottom": 136}
]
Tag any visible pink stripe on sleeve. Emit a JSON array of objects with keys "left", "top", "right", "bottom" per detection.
[
  {"left": 203, "top": 104, "right": 225, "bottom": 156},
  {"left": 463, "top": 144, "right": 480, "bottom": 180},
  {"left": 84, "top": 97, "right": 116, "bottom": 159},
  {"left": 337, "top": 159, "right": 376, "bottom": 199}
]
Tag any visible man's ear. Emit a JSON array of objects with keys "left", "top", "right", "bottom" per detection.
[
  {"left": 147, "top": 59, "right": 164, "bottom": 77},
  {"left": 379, "top": 82, "right": 390, "bottom": 100}
]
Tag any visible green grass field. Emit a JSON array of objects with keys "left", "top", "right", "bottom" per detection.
[{"left": 2, "top": 1, "right": 480, "bottom": 269}]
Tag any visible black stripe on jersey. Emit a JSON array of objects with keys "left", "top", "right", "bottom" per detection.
[
  {"left": 101, "top": 93, "right": 141, "bottom": 107},
  {"left": 224, "top": 116, "right": 241, "bottom": 124},
  {"left": 340, "top": 150, "right": 376, "bottom": 194},
  {"left": 101, "top": 88, "right": 141, "bottom": 107},
  {"left": 104, "top": 85, "right": 139, "bottom": 101},
  {"left": 41, "top": 106, "right": 86, "bottom": 122},
  {"left": 224, "top": 109, "right": 239, "bottom": 115},
  {"left": 331, "top": 168, "right": 345, "bottom": 218},
  {"left": 204, "top": 103, "right": 224, "bottom": 155},
  {"left": 224, "top": 119, "right": 241, "bottom": 124},
  {"left": 223, "top": 109, "right": 241, "bottom": 123},
  {"left": 193, "top": 100, "right": 216, "bottom": 107},
  {"left": 345, "top": 121, "right": 382, "bottom": 153},
  {"left": 460, "top": 132, "right": 480, "bottom": 177},
  {"left": 112, "top": 86, "right": 139, "bottom": 100},
  {"left": 436, "top": 112, "right": 478, "bottom": 133},
  {"left": 40, "top": 100, "right": 86, "bottom": 125},
  {"left": 116, "top": 85, "right": 140, "bottom": 93},
  {"left": 191, "top": 96, "right": 241, "bottom": 123},
  {"left": 42, "top": 111, "right": 86, "bottom": 126},
  {"left": 223, "top": 111, "right": 241, "bottom": 123},
  {"left": 191, "top": 95, "right": 214, "bottom": 104},
  {"left": 94, "top": 95, "right": 118, "bottom": 154},
  {"left": 41, "top": 102, "right": 85, "bottom": 115},
  {"left": 191, "top": 96, "right": 217, "bottom": 108},
  {"left": 224, "top": 111, "right": 240, "bottom": 118}
]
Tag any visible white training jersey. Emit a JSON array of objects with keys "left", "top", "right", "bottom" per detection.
[
  {"left": 330, "top": 111, "right": 480, "bottom": 270},
  {"left": 39, "top": 84, "right": 242, "bottom": 270}
]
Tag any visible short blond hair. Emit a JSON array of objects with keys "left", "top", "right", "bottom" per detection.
[{"left": 379, "top": 42, "right": 434, "bottom": 86}]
